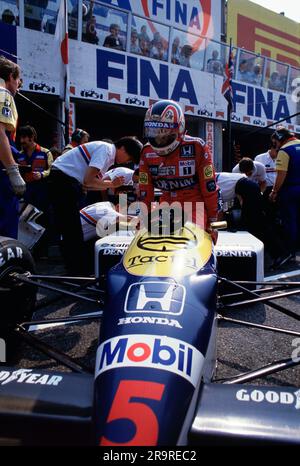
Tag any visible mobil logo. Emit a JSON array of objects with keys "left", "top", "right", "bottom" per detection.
[
  {"left": 95, "top": 334, "right": 203, "bottom": 387},
  {"left": 124, "top": 281, "right": 186, "bottom": 315}
]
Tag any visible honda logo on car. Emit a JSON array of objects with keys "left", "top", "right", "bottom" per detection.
[
  {"left": 125, "top": 282, "right": 185, "bottom": 315},
  {"left": 236, "top": 388, "right": 300, "bottom": 409},
  {"left": 95, "top": 334, "right": 203, "bottom": 387}
]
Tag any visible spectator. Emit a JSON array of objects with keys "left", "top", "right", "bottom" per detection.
[
  {"left": 207, "top": 50, "right": 223, "bottom": 75},
  {"left": 1, "top": 9, "right": 17, "bottom": 25},
  {"left": 130, "top": 30, "right": 141, "bottom": 54},
  {"left": 171, "top": 37, "right": 181, "bottom": 65},
  {"left": 236, "top": 60, "right": 247, "bottom": 81},
  {"left": 150, "top": 39, "right": 167, "bottom": 61},
  {"left": 232, "top": 157, "right": 267, "bottom": 193},
  {"left": 139, "top": 25, "right": 151, "bottom": 43},
  {"left": 139, "top": 37, "right": 150, "bottom": 57},
  {"left": 251, "top": 64, "right": 262, "bottom": 86},
  {"left": 16, "top": 125, "right": 53, "bottom": 257},
  {"left": 62, "top": 128, "right": 90, "bottom": 154},
  {"left": 48, "top": 137, "right": 142, "bottom": 275},
  {"left": 24, "top": 0, "right": 48, "bottom": 31},
  {"left": 0, "top": 55, "right": 24, "bottom": 239},
  {"left": 69, "top": 0, "right": 93, "bottom": 39},
  {"left": 179, "top": 44, "right": 193, "bottom": 68},
  {"left": 150, "top": 32, "right": 167, "bottom": 61},
  {"left": 84, "top": 15, "right": 99, "bottom": 44},
  {"left": 103, "top": 23, "right": 124, "bottom": 50},
  {"left": 268, "top": 71, "right": 284, "bottom": 92}
]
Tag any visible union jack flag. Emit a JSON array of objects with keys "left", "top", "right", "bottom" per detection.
[{"left": 222, "top": 44, "right": 234, "bottom": 112}]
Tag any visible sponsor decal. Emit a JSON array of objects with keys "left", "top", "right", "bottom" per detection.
[
  {"left": 204, "top": 165, "right": 213, "bottom": 179},
  {"left": 124, "top": 281, "right": 186, "bottom": 315},
  {"left": 179, "top": 160, "right": 195, "bottom": 176},
  {"left": 158, "top": 165, "right": 176, "bottom": 176},
  {"left": 215, "top": 249, "right": 252, "bottom": 258},
  {"left": 2, "top": 107, "right": 11, "bottom": 117},
  {"left": 149, "top": 165, "right": 158, "bottom": 176},
  {"left": 145, "top": 152, "right": 159, "bottom": 159},
  {"left": 154, "top": 176, "right": 196, "bottom": 191},
  {"left": 136, "top": 227, "right": 198, "bottom": 252},
  {"left": 180, "top": 144, "right": 195, "bottom": 157},
  {"left": 206, "top": 180, "right": 216, "bottom": 192},
  {"left": 0, "top": 246, "right": 23, "bottom": 267},
  {"left": 125, "top": 253, "right": 197, "bottom": 271},
  {"left": 123, "top": 223, "right": 212, "bottom": 277},
  {"left": 206, "top": 121, "right": 214, "bottom": 161},
  {"left": 0, "top": 369, "right": 62, "bottom": 386},
  {"left": 95, "top": 334, "right": 204, "bottom": 387},
  {"left": 236, "top": 388, "right": 300, "bottom": 409},
  {"left": 101, "top": 242, "right": 130, "bottom": 248},
  {"left": 118, "top": 316, "right": 182, "bottom": 329},
  {"left": 103, "top": 248, "right": 125, "bottom": 256},
  {"left": 139, "top": 172, "right": 148, "bottom": 184},
  {"left": 144, "top": 121, "right": 178, "bottom": 129},
  {"left": 4, "top": 99, "right": 11, "bottom": 107}
]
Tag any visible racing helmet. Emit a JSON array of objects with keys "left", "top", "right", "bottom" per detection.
[{"left": 144, "top": 100, "right": 185, "bottom": 156}]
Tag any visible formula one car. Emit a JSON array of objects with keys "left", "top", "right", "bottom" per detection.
[{"left": 0, "top": 212, "right": 299, "bottom": 446}]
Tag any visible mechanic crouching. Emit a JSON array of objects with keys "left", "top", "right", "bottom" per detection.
[
  {"left": 49, "top": 137, "right": 143, "bottom": 275},
  {"left": 139, "top": 99, "right": 218, "bottom": 241}
]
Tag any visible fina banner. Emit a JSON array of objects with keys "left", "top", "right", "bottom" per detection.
[{"left": 100, "top": 0, "right": 221, "bottom": 42}]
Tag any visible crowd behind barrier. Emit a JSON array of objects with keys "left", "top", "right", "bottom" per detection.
[{"left": 0, "top": 0, "right": 299, "bottom": 94}]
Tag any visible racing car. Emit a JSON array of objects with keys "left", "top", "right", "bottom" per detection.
[{"left": 0, "top": 210, "right": 299, "bottom": 446}]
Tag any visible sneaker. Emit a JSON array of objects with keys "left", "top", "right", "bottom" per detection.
[{"left": 271, "top": 253, "right": 294, "bottom": 270}]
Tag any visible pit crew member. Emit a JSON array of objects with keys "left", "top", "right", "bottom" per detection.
[
  {"left": 49, "top": 137, "right": 142, "bottom": 275},
  {"left": 0, "top": 55, "right": 25, "bottom": 238},
  {"left": 269, "top": 127, "right": 300, "bottom": 263},
  {"left": 232, "top": 157, "right": 267, "bottom": 193}
]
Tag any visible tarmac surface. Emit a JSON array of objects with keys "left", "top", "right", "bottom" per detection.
[{"left": 14, "top": 244, "right": 300, "bottom": 388}]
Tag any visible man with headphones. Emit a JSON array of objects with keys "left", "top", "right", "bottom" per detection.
[
  {"left": 269, "top": 126, "right": 300, "bottom": 265},
  {"left": 62, "top": 128, "right": 90, "bottom": 154}
]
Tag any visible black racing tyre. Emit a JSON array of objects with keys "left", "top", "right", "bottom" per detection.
[{"left": 0, "top": 236, "right": 37, "bottom": 335}]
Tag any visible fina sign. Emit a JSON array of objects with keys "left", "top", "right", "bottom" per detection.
[
  {"left": 100, "top": 0, "right": 220, "bottom": 41},
  {"left": 94, "top": 48, "right": 296, "bottom": 125}
]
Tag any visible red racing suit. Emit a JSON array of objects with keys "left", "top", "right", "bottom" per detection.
[{"left": 139, "top": 134, "right": 218, "bottom": 227}]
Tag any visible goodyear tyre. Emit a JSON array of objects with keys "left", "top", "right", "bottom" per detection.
[{"left": 0, "top": 236, "right": 36, "bottom": 345}]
